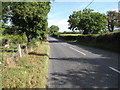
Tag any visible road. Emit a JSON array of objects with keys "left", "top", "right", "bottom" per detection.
[{"left": 48, "top": 36, "right": 120, "bottom": 88}]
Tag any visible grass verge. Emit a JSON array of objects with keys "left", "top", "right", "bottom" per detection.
[
  {"left": 76, "top": 41, "right": 120, "bottom": 53},
  {"left": 2, "top": 42, "right": 50, "bottom": 88},
  {"left": 54, "top": 32, "right": 120, "bottom": 53},
  {"left": 60, "top": 34, "right": 81, "bottom": 36}
]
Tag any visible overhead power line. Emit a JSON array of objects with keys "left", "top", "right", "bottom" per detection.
[{"left": 83, "top": 0, "right": 95, "bottom": 10}]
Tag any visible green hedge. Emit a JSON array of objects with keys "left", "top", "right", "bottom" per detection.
[
  {"left": 54, "top": 32, "right": 120, "bottom": 53},
  {"left": 2, "top": 34, "right": 28, "bottom": 44},
  {"left": 77, "top": 32, "right": 120, "bottom": 52}
]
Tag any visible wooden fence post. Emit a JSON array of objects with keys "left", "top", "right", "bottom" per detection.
[{"left": 17, "top": 44, "right": 22, "bottom": 57}]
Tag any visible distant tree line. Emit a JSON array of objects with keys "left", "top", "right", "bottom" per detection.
[
  {"left": 107, "top": 11, "right": 120, "bottom": 32},
  {"left": 68, "top": 9, "right": 120, "bottom": 34},
  {"left": 49, "top": 25, "right": 59, "bottom": 35}
]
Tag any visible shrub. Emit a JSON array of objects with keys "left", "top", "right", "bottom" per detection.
[
  {"left": 2, "top": 34, "right": 28, "bottom": 44},
  {"left": 28, "top": 38, "right": 39, "bottom": 47},
  {"left": 56, "top": 31, "right": 120, "bottom": 52}
]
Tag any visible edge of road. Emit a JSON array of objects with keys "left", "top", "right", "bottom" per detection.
[{"left": 49, "top": 36, "right": 119, "bottom": 55}]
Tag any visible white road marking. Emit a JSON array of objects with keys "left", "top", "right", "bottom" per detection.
[
  {"left": 70, "top": 47, "right": 86, "bottom": 55},
  {"left": 62, "top": 43, "right": 73, "bottom": 47},
  {"left": 109, "top": 67, "right": 120, "bottom": 74}
]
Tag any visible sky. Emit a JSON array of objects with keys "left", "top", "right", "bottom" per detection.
[{"left": 48, "top": 0, "right": 120, "bottom": 32}]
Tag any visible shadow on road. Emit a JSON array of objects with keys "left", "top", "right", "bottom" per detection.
[
  {"left": 49, "top": 57, "right": 119, "bottom": 88},
  {"left": 49, "top": 40, "right": 65, "bottom": 43},
  {"left": 28, "top": 52, "right": 48, "bottom": 57},
  {"left": 48, "top": 37, "right": 119, "bottom": 88},
  {"left": 49, "top": 37, "right": 119, "bottom": 62}
]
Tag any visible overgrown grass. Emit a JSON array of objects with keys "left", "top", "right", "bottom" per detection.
[
  {"left": 2, "top": 42, "right": 50, "bottom": 88},
  {"left": 60, "top": 34, "right": 81, "bottom": 36}
]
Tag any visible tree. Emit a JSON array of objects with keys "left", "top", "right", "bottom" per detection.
[
  {"left": 68, "top": 9, "right": 107, "bottom": 34},
  {"left": 2, "top": 2, "right": 12, "bottom": 23},
  {"left": 2, "top": 2, "right": 51, "bottom": 42},
  {"left": 49, "top": 25, "right": 59, "bottom": 35},
  {"left": 107, "top": 11, "right": 120, "bottom": 32}
]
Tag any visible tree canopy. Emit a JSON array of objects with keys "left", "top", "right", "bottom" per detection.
[
  {"left": 49, "top": 25, "right": 59, "bottom": 35},
  {"left": 2, "top": 2, "right": 51, "bottom": 42},
  {"left": 107, "top": 11, "right": 120, "bottom": 32},
  {"left": 68, "top": 9, "right": 108, "bottom": 34}
]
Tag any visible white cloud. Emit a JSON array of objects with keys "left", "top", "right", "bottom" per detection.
[
  {"left": 48, "top": 10, "right": 71, "bottom": 32},
  {"left": 111, "top": 8, "right": 119, "bottom": 11},
  {"left": 48, "top": 12, "right": 62, "bottom": 19},
  {"left": 77, "top": 4, "right": 88, "bottom": 9},
  {"left": 48, "top": 19, "right": 70, "bottom": 32},
  {"left": 103, "top": 8, "right": 119, "bottom": 14}
]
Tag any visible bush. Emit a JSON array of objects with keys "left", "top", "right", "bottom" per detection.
[
  {"left": 61, "top": 31, "right": 82, "bottom": 34},
  {"left": 28, "top": 38, "right": 39, "bottom": 47},
  {"left": 2, "top": 34, "right": 28, "bottom": 44},
  {"left": 56, "top": 31, "right": 120, "bottom": 52},
  {"left": 60, "top": 36, "right": 77, "bottom": 41}
]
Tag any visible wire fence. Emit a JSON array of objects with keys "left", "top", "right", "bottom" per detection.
[{"left": 0, "top": 44, "right": 28, "bottom": 67}]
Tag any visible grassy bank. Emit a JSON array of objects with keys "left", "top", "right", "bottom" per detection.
[
  {"left": 2, "top": 42, "right": 50, "bottom": 88},
  {"left": 60, "top": 34, "right": 81, "bottom": 36},
  {"left": 54, "top": 31, "right": 120, "bottom": 53}
]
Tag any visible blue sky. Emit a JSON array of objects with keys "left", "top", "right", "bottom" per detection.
[{"left": 48, "top": 1, "right": 119, "bottom": 32}]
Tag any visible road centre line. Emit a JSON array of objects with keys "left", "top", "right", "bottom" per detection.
[
  {"left": 109, "top": 67, "right": 120, "bottom": 74},
  {"left": 70, "top": 47, "right": 86, "bottom": 56}
]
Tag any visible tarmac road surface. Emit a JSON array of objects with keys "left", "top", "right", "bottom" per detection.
[{"left": 48, "top": 36, "right": 120, "bottom": 88}]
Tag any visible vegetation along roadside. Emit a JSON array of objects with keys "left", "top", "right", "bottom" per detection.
[
  {"left": 2, "top": 42, "right": 50, "bottom": 88},
  {"left": 1, "top": 2, "right": 51, "bottom": 88},
  {"left": 53, "top": 31, "right": 120, "bottom": 53}
]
